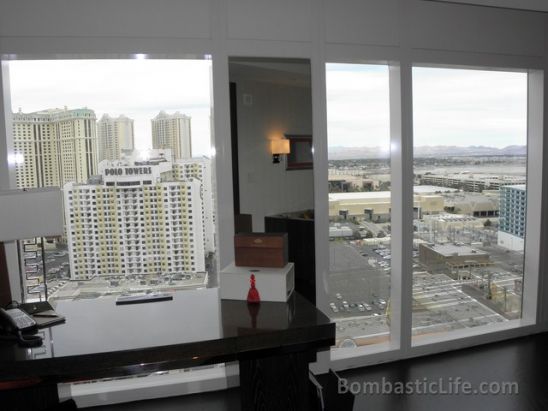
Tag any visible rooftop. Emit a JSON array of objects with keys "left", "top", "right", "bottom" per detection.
[
  {"left": 329, "top": 187, "right": 444, "bottom": 201},
  {"left": 423, "top": 173, "right": 525, "bottom": 183},
  {"left": 502, "top": 184, "right": 526, "bottom": 191},
  {"left": 413, "top": 185, "right": 458, "bottom": 194},
  {"left": 423, "top": 243, "right": 488, "bottom": 257},
  {"left": 423, "top": 213, "right": 477, "bottom": 222}
]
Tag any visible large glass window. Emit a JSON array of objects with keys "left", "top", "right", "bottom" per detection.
[
  {"left": 6, "top": 58, "right": 216, "bottom": 302},
  {"left": 325, "top": 63, "right": 392, "bottom": 348},
  {"left": 411, "top": 67, "right": 528, "bottom": 342}
]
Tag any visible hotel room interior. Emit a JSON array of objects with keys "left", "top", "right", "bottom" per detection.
[{"left": 1, "top": 1, "right": 548, "bottom": 410}]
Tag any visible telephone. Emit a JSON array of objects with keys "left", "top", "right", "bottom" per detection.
[{"left": 0, "top": 307, "right": 43, "bottom": 347}]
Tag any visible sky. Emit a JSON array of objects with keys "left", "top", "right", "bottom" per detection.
[
  {"left": 8, "top": 60, "right": 528, "bottom": 156},
  {"left": 326, "top": 63, "right": 528, "bottom": 149},
  {"left": 8, "top": 59, "right": 213, "bottom": 156}
]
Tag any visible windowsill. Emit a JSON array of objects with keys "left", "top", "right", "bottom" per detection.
[
  {"left": 331, "top": 340, "right": 397, "bottom": 361},
  {"left": 330, "top": 318, "right": 536, "bottom": 364},
  {"left": 60, "top": 363, "right": 239, "bottom": 408},
  {"left": 411, "top": 318, "right": 534, "bottom": 347}
]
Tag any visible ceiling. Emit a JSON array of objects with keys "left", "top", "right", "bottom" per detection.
[
  {"left": 229, "top": 58, "right": 311, "bottom": 88},
  {"left": 427, "top": 0, "right": 548, "bottom": 12}
]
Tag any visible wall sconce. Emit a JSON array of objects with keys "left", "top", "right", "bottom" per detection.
[{"left": 270, "top": 139, "right": 290, "bottom": 164}]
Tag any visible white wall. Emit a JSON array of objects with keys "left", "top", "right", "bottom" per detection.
[
  {"left": 430, "top": 0, "right": 548, "bottom": 12},
  {"left": 1, "top": 0, "right": 548, "bottom": 381},
  {"left": 232, "top": 77, "right": 313, "bottom": 231},
  {"left": 0, "top": 0, "right": 546, "bottom": 310},
  {"left": 0, "top": 1, "right": 543, "bottom": 56},
  {"left": 497, "top": 231, "right": 525, "bottom": 251}
]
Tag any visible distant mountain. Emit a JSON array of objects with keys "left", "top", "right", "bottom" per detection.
[{"left": 327, "top": 145, "right": 526, "bottom": 160}]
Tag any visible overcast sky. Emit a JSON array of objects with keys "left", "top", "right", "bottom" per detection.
[
  {"left": 326, "top": 63, "right": 527, "bottom": 149},
  {"left": 8, "top": 59, "right": 213, "bottom": 156},
  {"left": 9, "top": 60, "right": 527, "bottom": 156}
]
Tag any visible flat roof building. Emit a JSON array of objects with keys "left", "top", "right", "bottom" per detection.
[
  {"left": 442, "top": 192, "right": 500, "bottom": 217},
  {"left": 420, "top": 173, "right": 526, "bottom": 193},
  {"left": 329, "top": 190, "right": 444, "bottom": 222},
  {"left": 419, "top": 243, "right": 490, "bottom": 278}
]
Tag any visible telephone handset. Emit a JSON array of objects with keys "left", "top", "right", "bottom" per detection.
[{"left": 0, "top": 307, "right": 42, "bottom": 347}]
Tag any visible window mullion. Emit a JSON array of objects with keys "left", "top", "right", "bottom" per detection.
[{"left": 389, "top": 60, "right": 414, "bottom": 353}]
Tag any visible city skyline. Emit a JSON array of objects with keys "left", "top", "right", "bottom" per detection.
[
  {"left": 9, "top": 60, "right": 527, "bottom": 155},
  {"left": 8, "top": 59, "right": 213, "bottom": 156}
]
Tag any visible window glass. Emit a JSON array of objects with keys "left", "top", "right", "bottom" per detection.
[
  {"left": 7, "top": 59, "right": 215, "bottom": 302},
  {"left": 412, "top": 67, "right": 527, "bottom": 342},
  {"left": 326, "top": 63, "right": 392, "bottom": 349}
]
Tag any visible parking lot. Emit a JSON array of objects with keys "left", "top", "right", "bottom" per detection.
[
  {"left": 325, "top": 236, "right": 520, "bottom": 347},
  {"left": 49, "top": 271, "right": 208, "bottom": 301},
  {"left": 326, "top": 241, "right": 391, "bottom": 320},
  {"left": 24, "top": 247, "right": 216, "bottom": 301}
]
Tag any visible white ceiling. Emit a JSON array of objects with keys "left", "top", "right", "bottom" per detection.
[
  {"left": 428, "top": 0, "right": 548, "bottom": 12},
  {"left": 229, "top": 58, "right": 311, "bottom": 87}
]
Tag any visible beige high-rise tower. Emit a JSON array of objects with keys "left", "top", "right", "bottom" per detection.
[
  {"left": 173, "top": 157, "right": 215, "bottom": 254},
  {"left": 12, "top": 107, "right": 98, "bottom": 188},
  {"left": 151, "top": 111, "right": 192, "bottom": 160},
  {"left": 64, "top": 156, "right": 206, "bottom": 280},
  {"left": 97, "top": 114, "right": 134, "bottom": 162}
]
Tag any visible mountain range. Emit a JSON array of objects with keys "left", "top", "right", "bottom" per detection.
[{"left": 328, "top": 145, "right": 526, "bottom": 160}]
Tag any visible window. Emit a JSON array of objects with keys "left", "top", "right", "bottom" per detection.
[
  {"left": 411, "top": 66, "right": 528, "bottom": 343},
  {"left": 325, "top": 63, "right": 392, "bottom": 349},
  {"left": 6, "top": 58, "right": 216, "bottom": 302}
]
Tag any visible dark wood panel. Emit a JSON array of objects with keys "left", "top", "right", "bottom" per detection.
[
  {"left": 265, "top": 215, "right": 316, "bottom": 304},
  {"left": 0, "top": 382, "right": 60, "bottom": 411},
  {"left": 239, "top": 351, "right": 310, "bottom": 411},
  {"left": 235, "top": 233, "right": 288, "bottom": 268},
  {"left": 230, "top": 82, "right": 240, "bottom": 216},
  {"left": 0, "top": 243, "right": 12, "bottom": 307}
]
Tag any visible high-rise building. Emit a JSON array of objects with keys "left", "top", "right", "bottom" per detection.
[
  {"left": 173, "top": 157, "right": 215, "bottom": 253},
  {"left": 497, "top": 184, "right": 526, "bottom": 251},
  {"left": 12, "top": 107, "right": 98, "bottom": 188},
  {"left": 64, "top": 156, "right": 205, "bottom": 280},
  {"left": 151, "top": 111, "right": 192, "bottom": 160},
  {"left": 97, "top": 114, "right": 134, "bottom": 162}
]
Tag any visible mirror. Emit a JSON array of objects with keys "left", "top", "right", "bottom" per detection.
[
  {"left": 285, "top": 134, "right": 313, "bottom": 170},
  {"left": 228, "top": 57, "right": 315, "bottom": 303}
]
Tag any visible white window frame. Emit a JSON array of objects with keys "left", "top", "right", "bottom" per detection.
[
  {"left": 1, "top": 53, "right": 227, "bottom": 291},
  {"left": 313, "top": 48, "right": 545, "bottom": 371},
  {"left": 0, "top": 38, "right": 545, "bottom": 410},
  {"left": 0, "top": 53, "right": 236, "bottom": 407}
]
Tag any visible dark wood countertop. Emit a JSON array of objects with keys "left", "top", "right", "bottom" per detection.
[{"left": 0, "top": 290, "right": 334, "bottom": 382}]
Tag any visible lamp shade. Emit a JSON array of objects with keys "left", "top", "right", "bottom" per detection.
[
  {"left": 0, "top": 188, "right": 64, "bottom": 242},
  {"left": 270, "top": 139, "right": 290, "bottom": 155}
]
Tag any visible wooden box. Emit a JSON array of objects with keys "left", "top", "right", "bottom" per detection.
[{"left": 234, "top": 232, "right": 288, "bottom": 268}]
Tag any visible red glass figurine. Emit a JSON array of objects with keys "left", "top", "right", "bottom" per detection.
[{"left": 247, "top": 273, "right": 261, "bottom": 304}]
